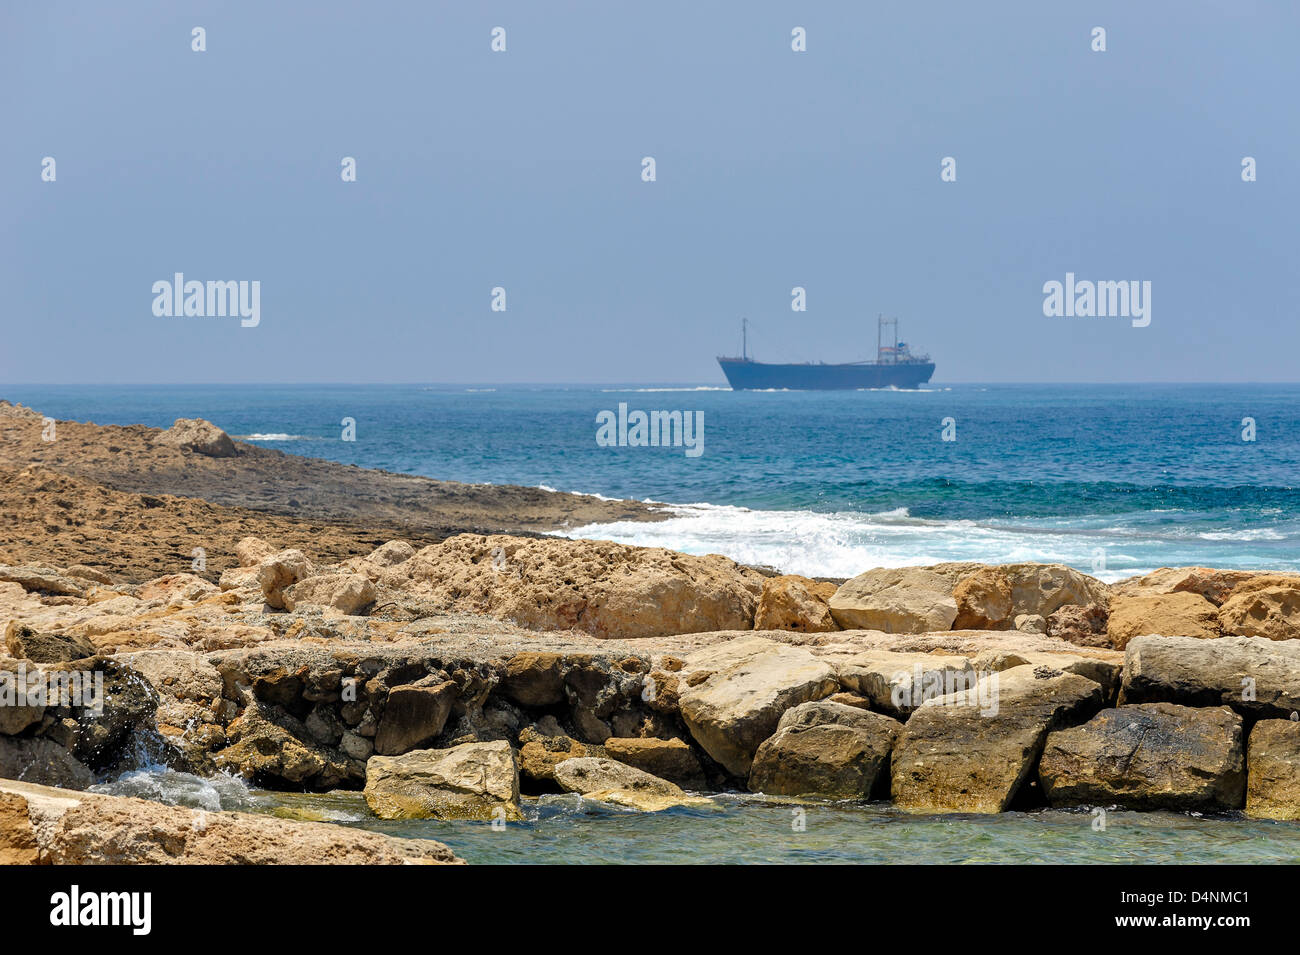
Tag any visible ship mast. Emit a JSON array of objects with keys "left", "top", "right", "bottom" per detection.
[{"left": 742, "top": 317, "right": 748, "bottom": 360}]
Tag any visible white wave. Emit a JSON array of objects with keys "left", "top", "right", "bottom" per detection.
[
  {"left": 599, "top": 386, "right": 732, "bottom": 393},
  {"left": 557, "top": 503, "right": 1288, "bottom": 582}
]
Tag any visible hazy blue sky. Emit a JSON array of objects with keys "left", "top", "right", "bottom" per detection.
[{"left": 3, "top": 1, "right": 1297, "bottom": 384}]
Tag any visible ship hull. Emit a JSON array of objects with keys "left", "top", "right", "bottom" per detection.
[{"left": 718, "top": 358, "right": 935, "bottom": 390}]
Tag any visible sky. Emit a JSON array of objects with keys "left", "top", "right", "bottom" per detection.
[{"left": 2, "top": 0, "right": 1297, "bottom": 384}]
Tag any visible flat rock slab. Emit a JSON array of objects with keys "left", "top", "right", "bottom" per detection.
[
  {"left": 0, "top": 778, "right": 461, "bottom": 864},
  {"left": 1246, "top": 719, "right": 1300, "bottom": 820},
  {"left": 364, "top": 740, "right": 521, "bottom": 821},
  {"left": 748, "top": 700, "right": 900, "bottom": 799},
  {"left": 678, "top": 637, "right": 839, "bottom": 777},
  {"left": 553, "top": 757, "right": 711, "bottom": 812},
  {"left": 1039, "top": 703, "right": 1244, "bottom": 811},
  {"left": 1121, "top": 634, "right": 1300, "bottom": 720},
  {"left": 891, "top": 665, "right": 1104, "bottom": 813}
]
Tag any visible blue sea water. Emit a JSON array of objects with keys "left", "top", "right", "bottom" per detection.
[{"left": 6, "top": 383, "right": 1299, "bottom": 580}]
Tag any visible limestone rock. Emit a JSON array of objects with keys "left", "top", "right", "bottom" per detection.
[
  {"left": 553, "top": 756, "right": 709, "bottom": 811},
  {"left": 364, "top": 741, "right": 522, "bottom": 821},
  {"left": 953, "top": 564, "right": 1109, "bottom": 630},
  {"left": 0, "top": 778, "right": 461, "bottom": 864},
  {"left": 379, "top": 535, "right": 762, "bottom": 639},
  {"left": 1218, "top": 579, "right": 1300, "bottom": 641},
  {"left": 1106, "top": 592, "right": 1220, "bottom": 648},
  {"left": 257, "top": 549, "right": 316, "bottom": 610},
  {"left": 1114, "top": 567, "right": 1260, "bottom": 606},
  {"left": 367, "top": 540, "right": 415, "bottom": 567},
  {"left": 835, "top": 650, "right": 974, "bottom": 717},
  {"left": 891, "top": 665, "right": 1105, "bottom": 813},
  {"left": 1014, "top": 614, "right": 1046, "bottom": 634},
  {"left": 283, "top": 573, "right": 376, "bottom": 615},
  {"left": 235, "top": 536, "right": 276, "bottom": 567},
  {"left": 501, "top": 652, "right": 566, "bottom": 706},
  {"left": 678, "top": 637, "right": 838, "bottom": 776},
  {"left": 0, "top": 738, "right": 95, "bottom": 790},
  {"left": 829, "top": 566, "right": 963, "bottom": 633},
  {"left": 1047, "top": 603, "right": 1110, "bottom": 648},
  {"left": 3, "top": 622, "right": 96, "bottom": 663},
  {"left": 219, "top": 566, "right": 260, "bottom": 591},
  {"left": 1246, "top": 720, "right": 1300, "bottom": 820},
  {"left": 1120, "top": 634, "right": 1300, "bottom": 720},
  {"left": 0, "top": 565, "right": 84, "bottom": 597},
  {"left": 1039, "top": 703, "right": 1244, "bottom": 811},
  {"left": 518, "top": 728, "right": 592, "bottom": 783},
  {"left": 603, "top": 737, "right": 706, "bottom": 790},
  {"left": 374, "top": 681, "right": 457, "bottom": 756},
  {"left": 754, "top": 575, "right": 839, "bottom": 633},
  {"left": 748, "top": 700, "right": 899, "bottom": 799},
  {"left": 157, "top": 418, "right": 237, "bottom": 457},
  {"left": 213, "top": 702, "right": 354, "bottom": 789}
]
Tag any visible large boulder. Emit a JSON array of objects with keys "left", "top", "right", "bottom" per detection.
[
  {"left": 373, "top": 681, "right": 457, "bottom": 756},
  {"left": 891, "top": 664, "right": 1105, "bottom": 813},
  {"left": 500, "top": 652, "right": 566, "bottom": 706},
  {"left": 234, "top": 536, "right": 276, "bottom": 568},
  {"left": 364, "top": 741, "right": 522, "bottom": 821},
  {"left": 1218, "top": 577, "right": 1300, "bottom": 641},
  {"left": 517, "top": 727, "right": 594, "bottom": 784},
  {"left": 835, "top": 650, "right": 975, "bottom": 717},
  {"left": 829, "top": 565, "right": 973, "bottom": 633},
  {"left": 256, "top": 549, "right": 316, "bottom": 610},
  {"left": 1046, "top": 603, "right": 1110, "bottom": 648},
  {"left": 602, "top": 737, "right": 706, "bottom": 790},
  {"left": 0, "top": 565, "right": 84, "bottom": 597},
  {"left": 952, "top": 564, "right": 1110, "bottom": 630},
  {"left": 156, "top": 418, "right": 237, "bottom": 457},
  {"left": 552, "top": 756, "right": 709, "bottom": 812},
  {"left": 0, "top": 779, "right": 461, "bottom": 864},
  {"left": 379, "top": 535, "right": 762, "bottom": 639},
  {"left": 754, "top": 575, "right": 839, "bottom": 633},
  {"left": 748, "top": 700, "right": 900, "bottom": 799},
  {"left": 678, "top": 637, "right": 839, "bottom": 776},
  {"left": 1113, "top": 567, "right": 1259, "bottom": 606},
  {"left": 3, "top": 622, "right": 96, "bottom": 664},
  {"left": 1120, "top": 634, "right": 1300, "bottom": 720},
  {"left": 282, "top": 573, "right": 376, "bottom": 615},
  {"left": 1106, "top": 592, "right": 1220, "bottom": 648},
  {"left": 1245, "top": 720, "right": 1300, "bottom": 820},
  {"left": 213, "top": 702, "right": 355, "bottom": 789},
  {"left": 1038, "top": 703, "right": 1244, "bottom": 811}
]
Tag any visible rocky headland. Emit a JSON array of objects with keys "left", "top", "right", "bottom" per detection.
[{"left": 3, "top": 402, "right": 1300, "bottom": 864}]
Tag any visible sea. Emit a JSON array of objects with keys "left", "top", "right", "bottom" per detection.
[
  {"left": 8, "top": 382, "right": 1299, "bottom": 582},
  {"left": 12, "top": 381, "right": 1300, "bottom": 864}
]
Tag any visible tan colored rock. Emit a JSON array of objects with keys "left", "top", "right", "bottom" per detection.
[
  {"left": 156, "top": 418, "right": 237, "bottom": 457},
  {"left": 603, "top": 737, "right": 706, "bottom": 790},
  {"left": 219, "top": 566, "right": 260, "bottom": 591},
  {"left": 213, "top": 702, "right": 353, "bottom": 788},
  {"left": 1219, "top": 581, "right": 1300, "bottom": 641},
  {"left": 835, "top": 650, "right": 975, "bottom": 717},
  {"left": 364, "top": 741, "right": 522, "bottom": 821},
  {"left": 1121, "top": 634, "right": 1300, "bottom": 720},
  {"left": 139, "top": 573, "right": 217, "bottom": 603},
  {"left": 0, "top": 778, "right": 460, "bottom": 864},
  {"left": 501, "top": 652, "right": 566, "bottom": 706},
  {"left": 235, "top": 536, "right": 276, "bottom": 567},
  {"left": 1106, "top": 592, "right": 1220, "bottom": 648},
  {"left": 518, "top": 729, "right": 592, "bottom": 783},
  {"left": 891, "top": 665, "right": 1105, "bottom": 813},
  {"left": 283, "top": 573, "right": 375, "bottom": 614},
  {"left": 1246, "top": 720, "right": 1300, "bottom": 820},
  {"left": 553, "top": 756, "right": 709, "bottom": 811},
  {"left": 63, "top": 565, "right": 113, "bottom": 585},
  {"left": 0, "top": 565, "right": 84, "bottom": 597},
  {"left": 257, "top": 549, "right": 316, "bottom": 610},
  {"left": 1039, "top": 703, "right": 1244, "bottom": 811},
  {"left": 367, "top": 540, "right": 416, "bottom": 567},
  {"left": 953, "top": 564, "right": 1109, "bottom": 630},
  {"left": 1114, "top": 567, "right": 1260, "bottom": 606},
  {"left": 754, "top": 575, "right": 839, "bottom": 633},
  {"left": 374, "top": 681, "right": 457, "bottom": 756},
  {"left": 3, "top": 622, "right": 96, "bottom": 663},
  {"left": 1047, "top": 603, "right": 1110, "bottom": 648},
  {"left": 678, "top": 637, "right": 839, "bottom": 776},
  {"left": 970, "top": 648, "right": 1122, "bottom": 700},
  {"left": 1014, "top": 614, "right": 1046, "bottom": 634},
  {"left": 749, "top": 700, "right": 899, "bottom": 799},
  {"left": 829, "top": 565, "right": 974, "bottom": 633},
  {"left": 380, "top": 534, "right": 762, "bottom": 639}
]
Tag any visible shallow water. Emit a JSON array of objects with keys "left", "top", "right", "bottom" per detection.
[{"left": 255, "top": 790, "right": 1300, "bottom": 865}]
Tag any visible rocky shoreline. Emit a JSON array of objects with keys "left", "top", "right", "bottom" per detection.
[{"left": 3, "top": 405, "right": 1300, "bottom": 864}]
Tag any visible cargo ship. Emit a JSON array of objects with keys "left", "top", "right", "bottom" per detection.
[{"left": 717, "top": 317, "right": 936, "bottom": 390}]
